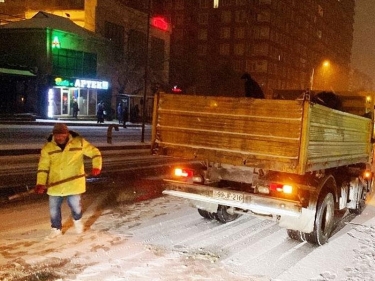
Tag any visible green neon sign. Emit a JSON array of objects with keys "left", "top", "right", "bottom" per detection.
[
  {"left": 52, "top": 36, "right": 61, "bottom": 48},
  {"left": 54, "top": 77, "right": 109, "bottom": 89}
]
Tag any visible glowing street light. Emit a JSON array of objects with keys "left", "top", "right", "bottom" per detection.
[{"left": 310, "top": 60, "right": 331, "bottom": 91}]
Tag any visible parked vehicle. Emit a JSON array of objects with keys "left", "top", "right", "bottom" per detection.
[{"left": 151, "top": 91, "right": 374, "bottom": 245}]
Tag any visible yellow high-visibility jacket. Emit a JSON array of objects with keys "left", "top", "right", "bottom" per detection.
[{"left": 36, "top": 131, "right": 102, "bottom": 196}]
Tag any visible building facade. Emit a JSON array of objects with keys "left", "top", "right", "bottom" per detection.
[
  {"left": 0, "top": 0, "right": 171, "bottom": 120},
  {"left": 0, "top": 11, "right": 113, "bottom": 118},
  {"left": 158, "top": 0, "right": 356, "bottom": 97}
]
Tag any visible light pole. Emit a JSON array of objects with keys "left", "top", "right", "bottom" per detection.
[{"left": 141, "top": 0, "right": 152, "bottom": 143}]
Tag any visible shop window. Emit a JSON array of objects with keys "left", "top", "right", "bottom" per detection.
[{"left": 52, "top": 48, "right": 97, "bottom": 78}]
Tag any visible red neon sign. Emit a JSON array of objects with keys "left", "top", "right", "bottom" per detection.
[{"left": 151, "top": 17, "right": 168, "bottom": 31}]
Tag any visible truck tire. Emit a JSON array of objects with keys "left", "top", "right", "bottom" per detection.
[
  {"left": 216, "top": 205, "right": 240, "bottom": 223},
  {"left": 286, "top": 229, "right": 306, "bottom": 242},
  {"left": 305, "top": 192, "right": 335, "bottom": 245},
  {"left": 197, "top": 208, "right": 217, "bottom": 220}
]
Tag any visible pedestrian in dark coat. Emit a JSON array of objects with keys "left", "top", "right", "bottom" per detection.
[
  {"left": 97, "top": 101, "right": 104, "bottom": 123},
  {"left": 72, "top": 99, "right": 79, "bottom": 119},
  {"left": 241, "top": 73, "right": 265, "bottom": 99},
  {"left": 117, "top": 103, "right": 123, "bottom": 124}
]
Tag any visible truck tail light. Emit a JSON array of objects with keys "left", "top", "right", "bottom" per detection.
[
  {"left": 270, "top": 183, "right": 293, "bottom": 194},
  {"left": 174, "top": 168, "right": 193, "bottom": 178},
  {"left": 173, "top": 168, "right": 203, "bottom": 183}
]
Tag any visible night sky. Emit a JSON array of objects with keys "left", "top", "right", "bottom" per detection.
[{"left": 351, "top": 0, "right": 375, "bottom": 80}]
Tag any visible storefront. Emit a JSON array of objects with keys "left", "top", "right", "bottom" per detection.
[{"left": 47, "top": 76, "right": 110, "bottom": 118}]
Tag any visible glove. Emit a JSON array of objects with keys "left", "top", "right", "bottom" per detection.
[
  {"left": 91, "top": 168, "right": 101, "bottom": 176},
  {"left": 34, "top": 184, "right": 47, "bottom": 194}
]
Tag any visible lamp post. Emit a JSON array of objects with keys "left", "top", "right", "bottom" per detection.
[{"left": 141, "top": 0, "right": 152, "bottom": 143}]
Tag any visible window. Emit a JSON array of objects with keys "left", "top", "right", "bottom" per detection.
[
  {"left": 198, "top": 44, "right": 207, "bottom": 56},
  {"left": 150, "top": 37, "right": 165, "bottom": 72},
  {"left": 222, "top": 0, "right": 232, "bottom": 6},
  {"left": 234, "top": 27, "right": 245, "bottom": 39},
  {"left": 254, "top": 26, "right": 270, "bottom": 39},
  {"left": 235, "top": 10, "right": 246, "bottom": 23},
  {"left": 253, "top": 42, "right": 269, "bottom": 56},
  {"left": 175, "top": 15, "right": 184, "bottom": 26},
  {"left": 173, "top": 29, "right": 184, "bottom": 42},
  {"left": 52, "top": 48, "right": 97, "bottom": 78},
  {"left": 248, "top": 60, "right": 268, "bottom": 73},
  {"left": 198, "top": 13, "right": 208, "bottom": 25},
  {"left": 257, "top": 10, "right": 271, "bottom": 22},
  {"left": 198, "top": 29, "right": 208, "bottom": 40},
  {"left": 104, "top": 21, "right": 124, "bottom": 48},
  {"left": 175, "top": 0, "right": 184, "bottom": 9},
  {"left": 234, "top": 43, "right": 244, "bottom": 56},
  {"left": 221, "top": 11, "right": 232, "bottom": 23},
  {"left": 235, "top": 0, "right": 246, "bottom": 5},
  {"left": 220, "top": 27, "right": 231, "bottom": 39},
  {"left": 233, "top": 60, "right": 244, "bottom": 71},
  {"left": 128, "top": 30, "right": 147, "bottom": 66},
  {"left": 219, "top": 44, "right": 230, "bottom": 55},
  {"left": 199, "top": 0, "right": 209, "bottom": 8}
]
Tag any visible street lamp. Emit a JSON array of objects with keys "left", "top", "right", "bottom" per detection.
[{"left": 310, "top": 60, "right": 331, "bottom": 91}]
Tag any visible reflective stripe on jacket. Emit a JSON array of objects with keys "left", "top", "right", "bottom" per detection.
[{"left": 36, "top": 131, "right": 102, "bottom": 196}]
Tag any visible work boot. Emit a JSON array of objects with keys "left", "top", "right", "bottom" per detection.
[
  {"left": 45, "top": 228, "right": 62, "bottom": 240},
  {"left": 73, "top": 219, "right": 84, "bottom": 234}
]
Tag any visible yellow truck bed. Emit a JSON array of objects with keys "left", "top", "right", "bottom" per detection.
[{"left": 152, "top": 93, "right": 373, "bottom": 175}]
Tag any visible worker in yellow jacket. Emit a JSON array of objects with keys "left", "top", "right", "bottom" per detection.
[{"left": 35, "top": 123, "right": 102, "bottom": 240}]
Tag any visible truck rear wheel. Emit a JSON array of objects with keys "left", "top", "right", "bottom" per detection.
[
  {"left": 305, "top": 192, "right": 335, "bottom": 245},
  {"left": 216, "top": 205, "right": 240, "bottom": 223},
  {"left": 197, "top": 208, "right": 217, "bottom": 220}
]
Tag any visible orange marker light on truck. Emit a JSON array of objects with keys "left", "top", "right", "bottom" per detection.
[
  {"left": 270, "top": 183, "right": 293, "bottom": 194},
  {"left": 174, "top": 168, "right": 193, "bottom": 177},
  {"left": 364, "top": 170, "right": 372, "bottom": 179}
]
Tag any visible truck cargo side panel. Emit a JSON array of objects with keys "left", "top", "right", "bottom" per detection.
[
  {"left": 154, "top": 94, "right": 305, "bottom": 173},
  {"left": 306, "top": 104, "right": 372, "bottom": 172},
  {"left": 153, "top": 93, "right": 372, "bottom": 174}
]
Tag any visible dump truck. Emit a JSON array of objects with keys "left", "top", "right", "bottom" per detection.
[{"left": 151, "top": 91, "right": 374, "bottom": 245}]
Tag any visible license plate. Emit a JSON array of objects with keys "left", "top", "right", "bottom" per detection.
[{"left": 213, "top": 190, "right": 244, "bottom": 202}]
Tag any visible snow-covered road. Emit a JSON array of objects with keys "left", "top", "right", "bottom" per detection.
[{"left": 1, "top": 180, "right": 375, "bottom": 281}]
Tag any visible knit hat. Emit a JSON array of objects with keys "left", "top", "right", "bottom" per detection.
[{"left": 52, "top": 123, "right": 69, "bottom": 134}]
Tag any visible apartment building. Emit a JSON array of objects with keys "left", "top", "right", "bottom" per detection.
[{"left": 159, "top": 0, "right": 355, "bottom": 97}]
